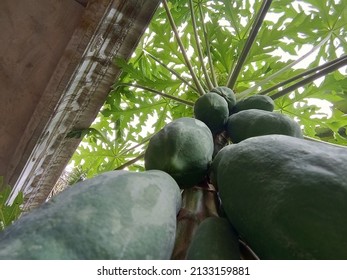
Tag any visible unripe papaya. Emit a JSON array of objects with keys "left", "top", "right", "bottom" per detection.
[
  {"left": 145, "top": 117, "right": 214, "bottom": 188},
  {"left": 186, "top": 217, "right": 241, "bottom": 260},
  {"left": 210, "top": 86, "right": 236, "bottom": 113},
  {"left": 214, "top": 135, "right": 347, "bottom": 259},
  {"left": 0, "top": 170, "right": 181, "bottom": 259},
  {"left": 226, "top": 109, "right": 302, "bottom": 143},
  {"left": 233, "top": 95, "right": 274, "bottom": 113},
  {"left": 194, "top": 92, "right": 229, "bottom": 134}
]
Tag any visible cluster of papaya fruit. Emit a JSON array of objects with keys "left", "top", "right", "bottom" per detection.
[
  {"left": 193, "top": 86, "right": 302, "bottom": 141},
  {"left": 0, "top": 86, "right": 346, "bottom": 260},
  {"left": 145, "top": 86, "right": 347, "bottom": 260}
]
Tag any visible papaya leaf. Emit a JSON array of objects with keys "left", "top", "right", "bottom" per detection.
[{"left": 0, "top": 177, "right": 23, "bottom": 231}]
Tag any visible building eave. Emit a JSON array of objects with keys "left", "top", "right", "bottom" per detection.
[{"left": 7, "top": 0, "right": 160, "bottom": 211}]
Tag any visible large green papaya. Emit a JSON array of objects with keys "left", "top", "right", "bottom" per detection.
[
  {"left": 194, "top": 92, "right": 229, "bottom": 134},
  {"left": 145, "top": 117, "right": 214, "bottom": 188},
  {"left": 232, "top": 95, "right": 274, "bottom": 113},
  {"left": 213, "top": 135, "right": 347, "bottom": 259},
  {"left": 226, "top": 109, "right": 303, "bottom": 143},
  {"left": 186, "top": 217, "right": 241, "bottom": 260},
  {"left": 0, "top": 170, "right": 181, "bottom": 259}
]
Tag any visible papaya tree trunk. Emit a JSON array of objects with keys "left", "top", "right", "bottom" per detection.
[{"left": 171, "top": 180, "right": 220, "bottom": 259}]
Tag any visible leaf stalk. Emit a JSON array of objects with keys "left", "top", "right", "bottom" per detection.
[
  {"left": 162, "top": 0, "right": 206, "bottom": 96},
  {"left": 115, "top": 83, "right": 195, "bottom": 106},
  {"left": 259, "top": 54, "right": 347, "bottom": 96},
  {"left": 189, "top": 0, "right": 214, "bottom": 90},
  {"left": 226, "top": 0, "right": 273, "bottom": 89},
  {"left": 238, "top": 33, "right": 332, "bottom": 99},
  {"left": 114, "top": 153, "right": 145, "bottom": 170},
  {"left": 270, "top": 55, "right": 347, "bottom": 100},
  {"left": 144, "top": 50, "right": 199, "bottom": 93},
  {"left": 197, "top": 2, "right": 218, "bottom": 87}
]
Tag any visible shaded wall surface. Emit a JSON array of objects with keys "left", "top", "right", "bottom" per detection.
[
  {"left": 0, "top": 0, "right": 160, "bottom": 210},
  {"left": 0, "top": 0, "right": 85, "bottom": 182}
]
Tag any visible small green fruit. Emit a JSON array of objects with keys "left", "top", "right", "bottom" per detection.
[
  {"left": 194, "top": 92, "right": 229, "bottom": 134},
  {"left": 210, "top": 86, "right": 236, "bottom": 113},
  {"left": 233, "top": 95, "right": 274, "bottom": 113}
]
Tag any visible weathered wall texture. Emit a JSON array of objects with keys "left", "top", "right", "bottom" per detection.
[
  {"left": 0, "top": 0, "right": 161, "bottom": 210},
  {"left": 0, "top": 0, "right": 85, "bottom": 185}
]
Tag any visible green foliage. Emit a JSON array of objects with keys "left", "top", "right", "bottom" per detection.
[
  {"left": 0, "top": 177, "right": 23, "bottom": 231},
  {"left": 68, "top": 0, "right": 347, "bottom": 178}
]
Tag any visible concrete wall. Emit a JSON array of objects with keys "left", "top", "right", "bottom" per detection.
[
  {"left": 0, "top": 0, "right": 161, "bottom": 210},
  {"left": 0, "top": 0, "right": 85, "bottom": 186}
]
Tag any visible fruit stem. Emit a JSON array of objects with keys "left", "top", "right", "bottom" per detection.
[{"left": 213, "top": 131, "right": 229, "bottom": 158}]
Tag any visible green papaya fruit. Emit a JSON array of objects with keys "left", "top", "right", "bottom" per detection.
[
  {"left": 145, "top": 117, "right": 214, "bottom": 188},
  {"left": 232, "top": 95, "right": 274, "bottom": 113},
  {"left": 194, "top": 92, "right": 229, "bottom": 134},
  {"left": 186, "top": 217, "right": 241, "bottom": 260},
  {"left": 214, "top": 134, "right": 347, "bottom": 259},
  {"left": 0, "top": 170, "right": 181, "bottom": 259},
  {"left": 210, "top": 86, "right": 236, "bottom": 113},
  {"left": 226, "top": 109, "right": 303, "bottom": 143}
]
